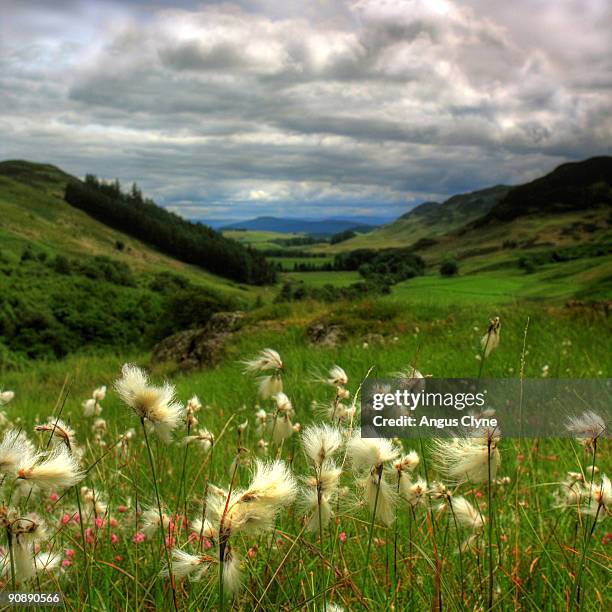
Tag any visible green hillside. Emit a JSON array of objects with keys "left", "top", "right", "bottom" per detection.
[
  {"left": 0, "top": 161, "right": 274, "bottom": 362},
  {"left": 0, "top": 160, "right": 263, "bottom": 296},
  {"left": 325, "top": 184, "right": 510, "bottom": 253}
]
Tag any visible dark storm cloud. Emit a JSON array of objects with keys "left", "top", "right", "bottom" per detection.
[{"left": 0, "top": 0, "right": 610, "bottom": 221}]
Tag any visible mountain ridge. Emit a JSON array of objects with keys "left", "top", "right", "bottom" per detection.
[{"left": 219, "top": 216, "right": 377, "bottom": 235}]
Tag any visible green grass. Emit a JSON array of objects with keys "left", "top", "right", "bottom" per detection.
[
  {"left": 1, "top": 299, "right": 610, "bottom": 610},
  {"left": 280, "top": 270, "right": 362, "bottom": 287},
  {"left": 221, "top": 230, "right": 307, "bottom": 251}
]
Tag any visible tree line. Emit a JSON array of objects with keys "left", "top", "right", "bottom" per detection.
[{"left": 64, "top": 177, "right": 276, "bottom": 285}]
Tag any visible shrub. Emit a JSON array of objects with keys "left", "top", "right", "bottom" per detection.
[{"left": 440, "top": 258, "right": 459, "bottom": 276}]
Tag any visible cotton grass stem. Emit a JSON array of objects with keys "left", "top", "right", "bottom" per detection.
[
  {"left": 74, "top": 485, "right": 92, "bottom": 609},
  {"left": 487, "top": 437, "right": 494, "bottom": 611},
  {"left": 571, "top": 438, "right": 599, "bottom": 608},
  {"left": 361, "top": 464, "right": 383, "bottom": 596},
  {"left": 141, "top": 418, "right": 178, "bottom": 612},
  {"left": 317, "top": 474, "right": 327, "bottom": 612},
  {"left": 6, "top": 528, "right": 16, "bottom": 591},
  {"left": 448, "top": 497, "right": 465, "bottom": 604}
]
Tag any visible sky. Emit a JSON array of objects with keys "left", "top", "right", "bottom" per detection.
[{"left": 1, "top": 0, "right": 611, "bottom": 222}]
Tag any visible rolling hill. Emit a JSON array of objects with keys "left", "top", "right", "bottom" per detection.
[
  {"left": 0, "top": 161, "right": 272, "bottom": 362},
  {"left": 0, "top": 160, "right": 270, "bottom": 296},
  {"left": 316, "top": 185, "right": 510, "bottom": 253},
  {"left": 316, "top": 157, "right": 612, "bottom": 258}
]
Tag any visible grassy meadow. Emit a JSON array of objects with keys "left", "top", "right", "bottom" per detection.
[
  {"left": 1, "top": 159, "right": 611, "bottom": 610},
  {"left": 1, "top": 290, "right": 611, "bottom": 610}
]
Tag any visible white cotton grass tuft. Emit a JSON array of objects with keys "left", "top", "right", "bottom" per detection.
[
  {"left": 393, "top": 451, "right": 420, "bottom": 474},
  {"left": 566, "top": 410, "right": 607, "bottom": 444},
  {"left": 17, "top": 444, "right": 84, "bottom": 492},
  {"left": 347, "top": 434, "right": 400, "bottom": 472},
  {"left": 80, "top": 486, "right": 108, "bottom": 521},
  {"left": 222, "top": 548, "right": 242, "bottom": 594},
  {"left": 0, "top": 430, "right": 37, "bottom": 475},
  {"left": 300, "top": 488, "right": 334, "bottom": 533},
  {"left": 114, "top": 363, "right": 184, "bottom": 443},
  {"left": 191, "top": 518, "right": 217, "bottom": 539},
  {"left": 585, "top": 474, "right": 611, "bottom": 520},
  {"left": 254, "top": 408, "right": 268, "bottom": 436},
  {"left": 185, "top": 394, "right": 202, "bottom": 427},
  {"left": 161, "top": 549, "right": 210, "bottom": 581},
  {"left": 400, "top": 477, "right": 428, "bottom": 507},
  {"left": 300, "top": 459, "right": 342, "bottom": 533},
  {"left": 358, "top": 470, "right": 398, "bottom": 525},
  {"left": 242, "top": 348, "right": 283, "bottom": 373},
  {"left": 82, "top": 398, "right": 97, "bottom": 418},
  {"left": 326, "top": 365, "right": 348, "bottom": 387},
  {"left": 33, "top": 551, "right": 61, "bottom": 574},
  {"left": 243, "top": 349, "right": 283, "bottom": 398},
  {"left": 208, "top": 459, "right": 297, "bottom": 536},
  {"left": 390, "top": 366, "right": 425, "bottom": 393},
  {"left": 2, "top": 512, "right": 49, "bottom": 582},
  {"left": 0, "top": 390, "right": 15, "bottom": 405},
  {"left": 82, "top": 385, "right": 105, "bottom": 417},
  {"left": 450, "top": 496, "right": 485, "bottom": 532},
  {"left": 34, "top": 418, "right": 80, "bottom": 456},
  {"left": 92, "top": 385, "right": 106, "bottom": 402},
  {"left": 142, "top": 507, "right": 172, "bottom": 537},
  {"left": 347, "top": 433, "right": 400, "bottom": 525},
  {"left": 257, "top": 375, "right": 283, "bottom": 399},
  {"left": 432, "top": 437, "right": 501, "bottom": 484},
  {"left": 302, "top": 424, "right": 343, "bottom": 467},
  {"left": 182, "top": 428, "right": 214, "bottom": 452},
  {"left": 480, "top": 316, "right": 501, "bottom": 357},
  {"left": 270, "top": 392, "right": 295, "bottom": 443}
]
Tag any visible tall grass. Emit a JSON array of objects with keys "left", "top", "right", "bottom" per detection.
[{"left": 0, "top": 302, "right": 610, "bottom": 610}]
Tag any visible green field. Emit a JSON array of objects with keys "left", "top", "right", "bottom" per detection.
[
  {"left": 1, "top": 298, "right": 611, "bottom": 610},
  {"left": 221, "top": 230, "right": 309, "bottom": 251}
]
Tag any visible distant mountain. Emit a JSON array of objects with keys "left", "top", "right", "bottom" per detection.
[{"left": 220, "top": 216, "right": 377, "bottom": 236}]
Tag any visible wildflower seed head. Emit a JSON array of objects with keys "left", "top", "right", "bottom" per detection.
[
  {"left": 0, "top": 430, "right": 36, "bottom": 475},
  {"left": 481, "top": 316, "right": 501, "bottom": 357},
  {"left": 17, "top": 445, "right": 84, "bottom": 491},
  {"left": 566, "top": 410, "right": 607, "bottom": 444},
  {"left": 302, "top": 424, "right": 343, "bottom": 467},
  {"left": 0, "top": 390, "right": 15, "bottom": 406},
  {"left": 450, "top": 496, "right": 484, "bottom": 532},
  {"left": 210, "top": 459, "right": 297, "bottom": 536},
  {"left": 348, "top": 434, "right": 400, "bottom": 471},
  {"left": 115, "top": 364, "right": 183, "bottom": 443},
  {"left": 161, "top": 549, "right": 210, "bottom": 581},
  {"left": 243, "top": 348, "right": 283, "bottom": 374},
  {"left": 394, "top": 451, "right": 420, "bottom": 474},
  {"left": 327, "top": 366, "right": 348, "bottom": 387},
  {"left": 432, "top": 437, "right": 501, "bottom": 484},
  {"left": 223, "top": 548, "right": 242, "bottom": 594},
  {"left": 257, "top": 374, "right": 283, "bottom": 399}
]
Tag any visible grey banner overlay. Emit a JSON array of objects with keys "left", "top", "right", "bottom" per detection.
[{"left": 360, "top": 378, "right": 611, "bottom": 438}]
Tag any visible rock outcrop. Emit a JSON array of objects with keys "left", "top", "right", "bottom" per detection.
[
  {"left": 306, "top": 321, "right": 344, "bottom": 348},
  {"left": 151, "top": 311, "right": 244, "bottom": 370}
]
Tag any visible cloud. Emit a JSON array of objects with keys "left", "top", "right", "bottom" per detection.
[{"left": 0, "top": 0, "right": 610, "bottom": 220}]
